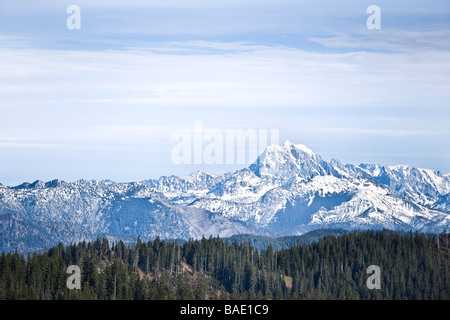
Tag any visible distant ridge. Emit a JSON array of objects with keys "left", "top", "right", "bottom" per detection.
[{"left": 225, "top": 229, "right": 350, "bottom": 251}]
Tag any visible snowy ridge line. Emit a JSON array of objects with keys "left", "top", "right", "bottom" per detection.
[{"left": 0, "top": 141, "right": 449, "bottom": 253}]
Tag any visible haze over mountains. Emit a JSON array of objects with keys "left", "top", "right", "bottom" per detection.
[{"left": 1, "top": 141, "right": 449, "bottom": 253}]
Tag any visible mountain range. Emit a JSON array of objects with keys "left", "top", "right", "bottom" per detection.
[{"left": 1, "top": 141, "right": 449, "bottom": 253}]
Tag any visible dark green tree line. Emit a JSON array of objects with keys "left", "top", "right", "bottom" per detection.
[{"left": 0, "top": 230, "right": 448, "bottom": 300}]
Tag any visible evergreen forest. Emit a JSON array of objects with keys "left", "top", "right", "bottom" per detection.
[{"left": 0, "top": 229, "right": 449, "bottom": 300}]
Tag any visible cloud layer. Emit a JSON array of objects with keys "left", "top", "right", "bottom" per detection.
[{"left": 0, "top": 1, "right": 449, "bottom": 185}]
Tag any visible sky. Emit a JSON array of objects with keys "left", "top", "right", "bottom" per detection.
[{"left": 0, "top": 0, "right": 449, "bottom": 186}]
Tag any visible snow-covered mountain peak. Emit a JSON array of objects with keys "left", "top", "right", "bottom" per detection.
[
  {"left": 283, "top": 140, "right": 315, "bottom": 156},
  {"left": 261, "top": 140, "right": 316, "bottom": 158},
  {"left": 249, "top": 141, "right": 329, "bottom": 182}
]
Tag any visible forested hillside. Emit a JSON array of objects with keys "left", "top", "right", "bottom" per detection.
[{"left": 0, "top": 230, "right": 449, "bottom": 300}]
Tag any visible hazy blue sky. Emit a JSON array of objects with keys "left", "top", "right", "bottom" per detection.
[{"left": 0, "top": 0, "right": 449, "bottom": 186}]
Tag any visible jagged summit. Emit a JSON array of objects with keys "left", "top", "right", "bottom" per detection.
[
  {"left": 12, "top": 179, "right": 66, "bottom": 190},
  {"left": 249, "top": 141, "right": 328, "bottom": 181},
  {"left": 262, "top": 140, "right": 316, "bottom": 157},
  {"left": 282, "top": 140, "right": 315, "bottom": 156}
]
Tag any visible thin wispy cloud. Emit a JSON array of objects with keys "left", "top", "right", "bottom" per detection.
[
  {"left": 309, "top": 29, "right": 450, "bottom": 52},
  {"left": 1, "top": 42, "right": 448, "bottom": 109},
  {"left": 317, "top": 127, "right": 449, "bottom": 137}
]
